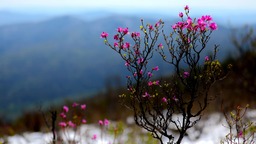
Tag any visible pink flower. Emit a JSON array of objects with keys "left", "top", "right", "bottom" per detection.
[
  {"left": 100, "top": 32, "right": 108, "bottom": 38},
  {"left": 139, "top": 70, "right": 143, "bottom": 75},
  {"left": 209, "top": 22, "right": 217, "bottom": 30},
  {"left": 114, "top": 34, "right": 119, "bottom": 40},
  {"left": 184, "top": 5, "right": 189, "bottom": 10},
  {"left": 81, "top": 104, "right": 86, "bottom": 110},
  {"left": 148, "top": 81, "right": 153, "bottom": 86},
  {"left": 148, "top": 24, "right": 154, "bottom": 31},
  {"left": 82, "top": 119, "right": 87, "bottom": 124},
  {"left": 104, "top": 119, "right": 110, "bottom": 126},
  {"left": 114, "top": 42, "right": 118, "bottom": 47},
  {"left": 152, "top": 66, "right": 159, "bottom": 71},
  {"left": 238, "top": 131, "right": 243, "bottom": 138},
  {"left": 142, "top": 92, "right": 150, "bottom": 98},
  {"left": 162, "top": 97, "right": 167, "bottom": 103},
  {"left": 187, "top": 17, "right": 193, "bottom": 25},
  {"left": 72, "top": 102, "right": 79, "bottom": 107},
  {"left": 59, "top": 122, "right": 67, "bottom": 128},
  {"left": 124, "top": 42, "right": 130, "bottom": 49},
  {"left": 148, "top": 80, "right": 159, "bottom": 86},
  {"left": 68, "top": 121, "right": 76, "bottom": 128},
  {"left": 183, "top": 72, "right": 190, "bottom": 78},
  {"left": 125, "top": 61, "right": 130, "bottom": 66},
  {"left": 204, "top": 56, "right": 210, "bottom": 61},
  {"left": 92, "top": 134, "right": 97, "bottom": 140},
  {"left": 155, "top": 20, "right": 161, "bottom": 27},
  {"left": 137, "top": 58, "right": 144, "bottom": 64},
  {"left": 202, "top": 15, "right": 212, "bottom": 21},
  {"left": 158, "top": 43, "right": 163, "bottom": 49},
  {"left": 172, "top": 24, "right": 177, "bottom": 30},
  {"left": 179, "top": 12, "right": 183, "bottom": 18},
  {"left": 197, "top": 18, "right": 206, "bottom": 26},
  {"left": 123, "top": 27, "right": 129, "bottom": 34},
  {"left": 147, "top": 72, "right": 152, "bottom": 77},
  {"left": 60, "top": 112, "right": 66, "bottom": 119},
  {"left": 99, "top": 120, "right": 104, "bottom": 126},
  {"left": 117, "top": 27, "right": 123, "bottom": 33},
  {"left": 131, "top": 32, "right": 140, "bottom": 38},
  {"left": 63, "top": 106, "right": 69, "bottom": 113}
]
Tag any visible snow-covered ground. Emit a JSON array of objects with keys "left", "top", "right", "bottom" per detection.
[{"left": 1, "top": 111, "right": 254, "bottom": 144}]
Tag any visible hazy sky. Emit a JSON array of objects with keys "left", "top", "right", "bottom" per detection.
[{"left": 1, "top": 0, "right": 256, "bottom": 13}]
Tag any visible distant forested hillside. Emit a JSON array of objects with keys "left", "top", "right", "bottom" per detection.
[{"left": 0, "top": 14, "right": 241, "bottom": 120}]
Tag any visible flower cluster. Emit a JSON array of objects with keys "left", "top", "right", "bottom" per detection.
[
  {"left": 172, "top": 5, "right": 217, "bottom": 32},
  {"left": 58, "top": 103, "right": 87, "bottom": 128}
]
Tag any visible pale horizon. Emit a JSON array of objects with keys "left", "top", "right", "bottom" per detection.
[{"left": 1, "top": 0, "right": 256, "bottom": 14}]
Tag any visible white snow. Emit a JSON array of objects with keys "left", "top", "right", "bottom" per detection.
[{"left": 2, "top": 111, "right": 254, "bottom": 144}]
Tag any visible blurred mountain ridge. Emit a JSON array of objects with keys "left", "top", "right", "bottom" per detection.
[{"left": 0, "top": 13, "right": 254, "bottom": 120}]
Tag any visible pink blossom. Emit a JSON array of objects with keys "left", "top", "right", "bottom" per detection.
[
  {"left": 125, "top": 61, "right": 130, "bottom": 67},
  {"left": 92, "top": 134, "right": 97, "bottom": 140},
  {"left": 202, "top": 15, "right": 212, "bottom": 21},
  {"left": 179, "top": 12, "right": 183, "bottom": 18},
  {"left": 133, "top": 72, "right": 137, "bottom": 77},
  {"left": 135, "top": 49, "right": 140, "bottom": 55},
  {"left": 152, "top": 66, "right": 159, "bottom": 71},
  {"left": 209, "top": 22, "right": 218, "bottom": 30},
  {"left": 186, "top": 17, "right": 193, "bottom": 30},
  {"left": 238, "top": 131, "right": 243, "bottom": 138},
  {"left": 187, "top": 17, "right": 193, "bottom": 25},
  {"left": 197, "top": 18, "right": 206, "bottom": 26},
  {"left": 124, "top": 42, "right": 130, "bottom": 49},
  {"left": 148, "top": 80, "right": 159, "bottom": 86},
  {"left": 162, "top": 97, "right": 167, "bottom": 103},
  {"left": 114, "top": 42, "right": 118, "bottom": 47},
  {"left": 142, "top": 92, "right": 150, "bottom": 98},
  {"left": 72, "top": 102, "right": 79, "bottom": 107},
  {"left": 204, "top": 56, "right": 210, "bottom": 61},
  {"left": 148, "top": 81, "right": 153, "bottom": 86},
  {"left": 184, "top": 5, "right": 189, "bottom": 10},
  {"left": 158, "top": 43, "right": 163, "bottom": 49},
  {"left": 187, "top": 38, "right": 191, "bottom": 43},
  {"left": 82, "top": 119, "right": 87, "bottom": 124},
  {"left": 148, "top": 24, "right": 154, "bottom": 31},
  {"left": 137, "top": 58, "right": 144, "bottom": 64},
  {"left": 117, "top": 27, "right": 123, "bottom": 33},
  {"left": 99, "top": 120, "right": 104, "bottom": 126},
  {"left": 139, "top": 70, "right": 143, "bottom": 75},
  {"left": 114, "top": 34, "right": 119, "bottom": 40},
  {"left": 123, "top": 27, "right": 129, "bottom": 34},
  {"left": 155, "top": 21, "right": 161, "bottom": 27},
  {"left": 60, "top": 112, "right": 66, "bottom": 119},
  {"left": 104, "top": 119, "right": 110, "bottom": 126},
  {"left": 183, "top": 72, "right": 190, "bottom": 78},
  {"left": 68, "top": 121, "right": 76, "bottom": 128},
  {"left": 100, "top": 32, "right": 108, "bottom": 38},
  {"left": 59, "top": 122, "right": 67, "bottom": 128},
  {"left": 131, "top": 32, "right": 140, "bottom": 38},
  {"left": 63, "top": 106, "right": 69, "bottom": 113},
  {"left": 81, "top": 104, "right": 86, "bottom": 110},
  {"left": 177, "top": 22, "right": 185, "bottom": 29},
  {"left": 172, "top": 24, "right": 178, "bottom": 30},
  {"left": 147, "top": 72, "right": 152, "bottom": 77}
]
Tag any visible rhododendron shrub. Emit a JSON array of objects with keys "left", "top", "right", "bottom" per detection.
[{"left": 101, "top": 5, "right": 227, "bottom": 144}]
